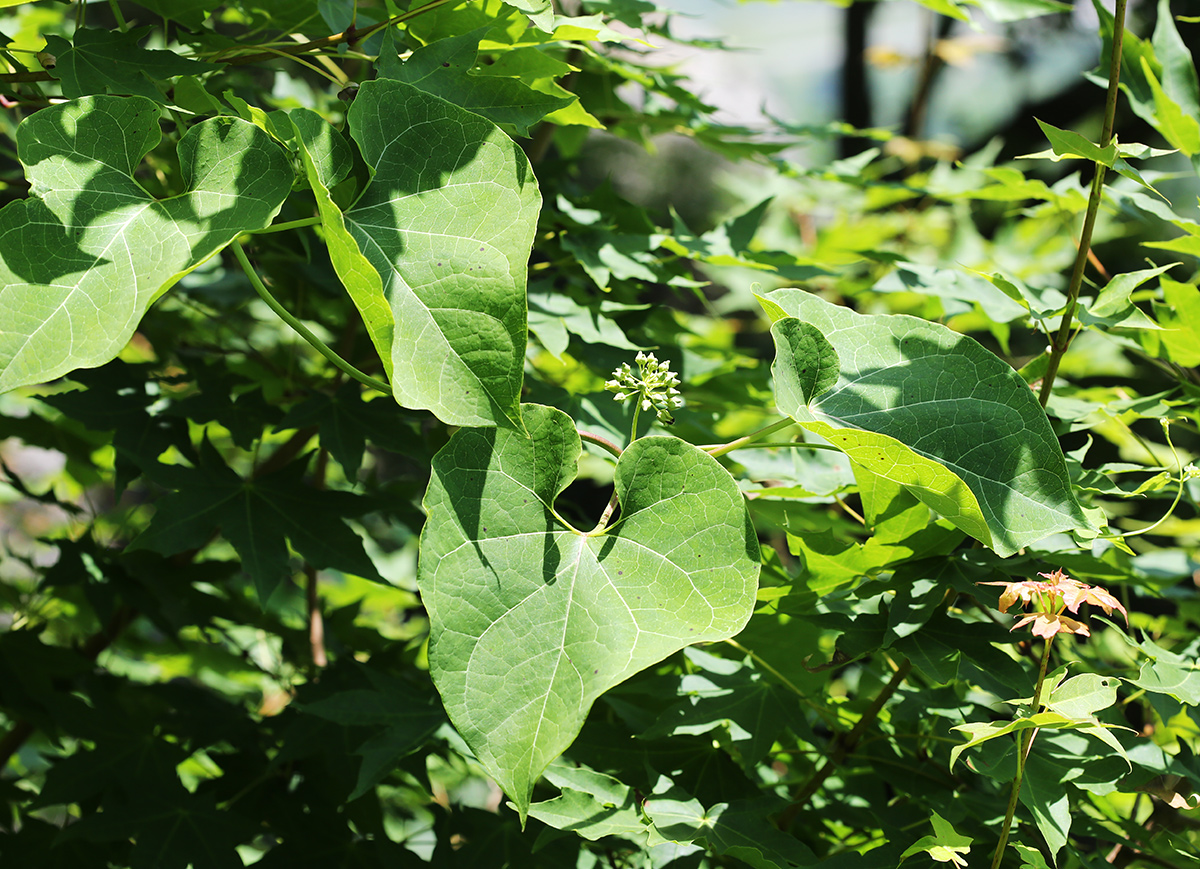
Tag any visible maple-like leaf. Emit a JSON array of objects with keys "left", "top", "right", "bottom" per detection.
[{"left": 132, "top": 439, "right": 382, "bottom": 602}]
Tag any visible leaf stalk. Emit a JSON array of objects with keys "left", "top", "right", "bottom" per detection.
[{"left": 231, "top": 240, "right": 392, "bottom": 397}]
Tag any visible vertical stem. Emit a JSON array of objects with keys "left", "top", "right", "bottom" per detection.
[
  {"left": 1038, "top": 0, "right": 1127, "bottom": 408},
  {"left": 307, "top": 449, "right": 330, "bottom": 670},
  {"left": 107, "top": 0, "right": 129, "bottom": 30},
  {"left": 990, "top": 635, "right": 1055, "bottom": 869}
]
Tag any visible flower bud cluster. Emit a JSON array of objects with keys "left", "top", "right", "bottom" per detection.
[{"left": 605, "top": 352, "right": 684, "bottom": 424}]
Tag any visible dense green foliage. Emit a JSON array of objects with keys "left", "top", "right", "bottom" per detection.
[{"left": 2, "top": 0, "right": 1200, "bottom": 867}]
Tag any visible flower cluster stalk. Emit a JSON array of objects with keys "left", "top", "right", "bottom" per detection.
[{"left": 990, "top": 635, "right": 1054, "bottom": 869}]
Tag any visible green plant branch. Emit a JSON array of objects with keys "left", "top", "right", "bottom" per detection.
[
  {"left": 231, "top": 240, "right": 392, "bottom": 396},
  {"left": 706, "top": 418, "right": 798, "bottom": 459},
  {"left": 579, "top": 431, "right": 622, "bottom": 458},
  {"left": 990, "top": 634, "right": 1055, "bottom": 869},
  {"left": 776, "top": 657, "right": 913, "bottom": 830},
  {"left": 1038, "top": 0, "right": 1127, "bottom": 408}
]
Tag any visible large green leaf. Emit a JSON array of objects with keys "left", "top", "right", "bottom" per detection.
[
  {"left": 294, "top": 79, "right": 538, "bottom": 428},
  {"left": 419, "top": 403, "right": 759, "bottom": 818},
  {"left": 0, "top": 96, "right": 291, "bottom": 394},
  {"left": 762, "top": 290, "right": 1091, "bottom": 556}
]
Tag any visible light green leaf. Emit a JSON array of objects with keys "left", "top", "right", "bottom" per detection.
[
  {"left": 1032, "top": 118, "right": 1117, "bottom": 165},
  {"left": 503, "top": 0, "right": 555, "bottom": 31},
  {"left": 419, "top": 404, "right": 760, "bottom": 818},
  {"left": 1046, "top": 673, "right": 1119, "bottom": 719},
  {"left": 1151, "top": 0, "right": 1200, "bottom": 152},
  {"left": 377, "top": 29, "right": 573, "bottom": 136},
  {"left": 1079, "top": 264, "right": 1171, "bottom": 330},
  {"left": 307, "top": 79, "right": 539, "bottom": 428},
  {"left": 0, "top": 96, "right": 291, "bottom": 394},
  {"left": 1156, "top": 278, "right": 1200, "bottom": 366},
  {"left": 900, "top": 811, "right": 972, "bottom": 866},
  {"left": 527, "top": 762, "right": 647, "bottom": 840},
  {"left": 950, "top": 712, "right": 1075, "bottom": 770},
  {"left": 763, "top": 292, "right": 1090, "bottom": 556},
  {"left": 1012, "top": 842, "right": 1053, "bottom": 869},
  {"left": 1140, "top": 57, "right": 1200, "bottom": 157}
]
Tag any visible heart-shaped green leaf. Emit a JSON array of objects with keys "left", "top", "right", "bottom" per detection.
[
  {"left": 294, "top": 79, "right": 539, "bottom": 428},
  {"left": 762, "top": 290, "right": 1091, "bottom": 556},
  {"left": 419, "top": 404, "right": 759, "bottom": 818},
  {"left": 0, "top": 96, "right": 291, "bottom": 394}
]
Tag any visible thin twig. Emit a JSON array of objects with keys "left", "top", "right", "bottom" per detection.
[
  {"left": 776, "top": 658, "right": 913, "bottom": 830},
  {"left": 1038, "top": 0, "right": 1127, "bottom": 407}
]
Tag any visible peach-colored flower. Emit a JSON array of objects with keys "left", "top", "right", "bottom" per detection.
[
  {"left": 980, "top": 568, "right": 1126, "bottom": 638},
  {"left": 1012, "top": 611, "right": 1091, "bottom": 638}
]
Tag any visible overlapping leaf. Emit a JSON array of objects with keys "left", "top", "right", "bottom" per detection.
[
  {"left": 290, "top": 79, "right": 538, "bottom": 428},
  {"left": 0, "top": 96, "right": 291, "bottom": 394},
  {"left": 419, "top": 403, "right": 759, "bottom": 818},
  {"left": 762, "top": 290, "right": 1092, "bottom": 556}
]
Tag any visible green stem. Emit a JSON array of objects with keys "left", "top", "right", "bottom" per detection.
[
  {"left": 990, "top": 635, "right": 1055, "bottom": 869},
  {"left": 107, "top": 0, "right": 129, "bottom": 30},
  {"left": 253, "top": 217, "right": 322, "bottom": 235},
  {"left": 231, "top": 240, "right": 392, "bottom": 396},
  {"left": 1038, "top": 0, "right": 1127, "bottom": 408},
  {"left": 706, "top": 417, "right": 798, "bottom": 459},
  {"left": 579, "top": 430, "right": 622, "bottom": 459},
  {"left": 629, "top": 403, "right": 643, "bottom": 446}
]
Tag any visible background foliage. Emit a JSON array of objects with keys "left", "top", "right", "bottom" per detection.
[{"left": 2, "top": 0, "right": 1200, "bottom": 867}]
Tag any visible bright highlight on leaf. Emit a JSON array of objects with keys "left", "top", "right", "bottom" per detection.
[
  {"left": 0, "top": 96, "right": 291, "bottom": 394},
  {"left": 418, "top": 404, "right": 759, "bottom": 819},
  {"left": 761, "top": 290, "right": 1093, "bottom": 556},
  {"left": 297, "top": 79, "right": 540, "bottom": 428}
]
